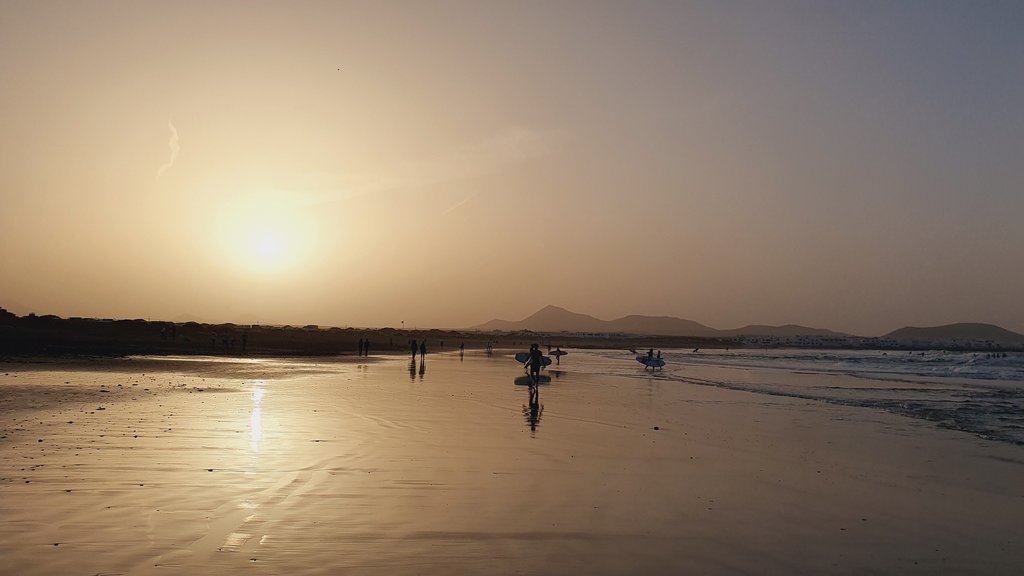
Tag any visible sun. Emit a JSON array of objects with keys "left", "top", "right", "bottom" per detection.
[
  {"left": 217, "top": 190, "right": 316, "bottom": 275},
  {"left": 248, "top": 228, "right": 289, "bottom": 266}
]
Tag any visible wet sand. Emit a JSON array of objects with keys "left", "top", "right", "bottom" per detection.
[{"left": 1, "top": 352, "right": 1022, "bottom": 575}]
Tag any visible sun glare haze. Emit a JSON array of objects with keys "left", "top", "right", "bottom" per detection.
[
  {"left": 218, "top": 189, "right": 318, "bottom": 276},
  {"left": 1, "top": 0, "right": 1023, "bottom": 335}
]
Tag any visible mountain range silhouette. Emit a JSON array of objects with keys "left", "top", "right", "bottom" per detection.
[{"left": 472, "top": 305, "right": 1024, "bottom": 343}]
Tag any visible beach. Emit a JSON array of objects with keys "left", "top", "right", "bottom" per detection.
[{"left": 1, "top": 351, "right": 1022, "bottom": 575}]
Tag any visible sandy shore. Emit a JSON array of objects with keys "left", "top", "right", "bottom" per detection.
[{"left": 1, "top": 352, "right": 1022, "bottom": 575}]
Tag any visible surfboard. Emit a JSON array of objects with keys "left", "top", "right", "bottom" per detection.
[
  {"left": 636, "top": 355, "right": 665, "bottom": 368},
  {"left": 515, "top": 353, "right": 552, "bottom": 366},
  {"left": 550, "top": 350, "right": 568, "bottom": 357}
]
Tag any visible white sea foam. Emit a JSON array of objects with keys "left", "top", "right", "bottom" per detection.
[{"left": 572, "top": 348, "right": 1024, "bottom": 445}]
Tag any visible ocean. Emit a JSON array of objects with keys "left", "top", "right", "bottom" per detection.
[{"left": 574, "top": 348, "right": 1024, "bottom": 445}]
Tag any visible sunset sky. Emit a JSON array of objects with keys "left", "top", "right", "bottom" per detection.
[{"left": 2, "top": 1, "right": 1023, "bottom": 336}]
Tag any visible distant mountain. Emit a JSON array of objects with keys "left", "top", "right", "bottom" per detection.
[
  {"left": 606, "top": 314, "right": 719, "bottom": 337},
  {"left": 474, "top": 305, "right": 609, "bottom": 333},
  {"left": 884, "top": 323, "right": 1024, "bottom": 345},
  {"left": 471, "top": 305, "right": 838, "bottom": 338},
  {"left": 172, "top": 313, "right": 211, "bottom": 324},
  {"left": 720, "top": 324, "right": 846, "bottom": 338}
]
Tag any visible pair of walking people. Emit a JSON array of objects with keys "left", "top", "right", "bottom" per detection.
[{"left": 411, "top": 339, "right": 427, "bottom": 360}]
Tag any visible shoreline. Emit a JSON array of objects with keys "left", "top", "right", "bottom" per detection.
[{"left": 2, "top": 352, "right": 1022, "bottom": 574}]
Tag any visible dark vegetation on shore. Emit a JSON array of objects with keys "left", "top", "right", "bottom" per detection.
[{"left": 0, "top": 309, "right": 728, "bottom": 358}]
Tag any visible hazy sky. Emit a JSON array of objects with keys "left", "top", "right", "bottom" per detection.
[{"left": 2, "top": 1, "right": 1023, "bottom": 335}]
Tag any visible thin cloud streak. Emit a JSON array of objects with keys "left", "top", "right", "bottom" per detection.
[
  {"left": 442, "top": 193, "right": 477, "bottom": 215},
  {"left": 156, "top": 118, "right": 179, "bottom": 180}
]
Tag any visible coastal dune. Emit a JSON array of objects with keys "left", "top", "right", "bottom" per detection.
[{"left": 1, "top": 352, "right": 1021, "bottom": 575}]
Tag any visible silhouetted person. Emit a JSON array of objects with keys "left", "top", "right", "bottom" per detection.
[
  {"left": 647, "top": 348, "right": 654, "bottom": 360},
  {"left": 358, "top": 338, "right": 364, "bottom": 356},
  {"left": 410, "top": 339, "right": 418, "bottom": 358},
  {"left": 363, "top": 339, "right": 369, "bottom": 356},
  {"left": 526, "top": 343, "right": 543, "bottom": 382},
  {"left": 241, "top": 333, "right": 247, "bottom": 353},
  {"left": 419, "top": 340, "right": 427, "bottom": 360},
  {"left": 460, "top": 342, "right": 465, "bottom": 359},
  {"left": 555, "top": 346, "right": 563, "bottom": 365},
  {"left": 657, "top": 350, "right": 662, "bottom": 359}
]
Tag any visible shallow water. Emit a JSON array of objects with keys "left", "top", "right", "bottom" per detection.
[
  {"left": 577, "top": 349, "right": 1024, "bottom": 445},
  {"left": 1, "top": 352, "right": 1022, "bottom": 575}
]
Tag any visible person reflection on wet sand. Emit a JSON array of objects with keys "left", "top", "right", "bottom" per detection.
[
  {"left": 408, "top": 358, "right": 417, "bottom": 381},
  {"left": 522, "top": 383, "right": 543, "bottom": 433},
  {"left": 418, "top": 356, "right": 426, "bottom": 379}
]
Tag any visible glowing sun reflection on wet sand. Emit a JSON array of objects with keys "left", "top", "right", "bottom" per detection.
[{"left": 250, "top": 381, "right": 265, "bottom": 453}]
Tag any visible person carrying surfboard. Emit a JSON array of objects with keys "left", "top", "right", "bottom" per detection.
[{"left": 526, "top": 343, "right": 544, "bottom": 383}]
